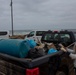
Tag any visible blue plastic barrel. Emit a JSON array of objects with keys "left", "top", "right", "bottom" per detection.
[{"left": 0, "top": 39, "right": 30, "bottom": 58}]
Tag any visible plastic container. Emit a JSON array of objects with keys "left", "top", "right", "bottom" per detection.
[{"left": 0, "top": 39, "right": 30, "bottom": 58}]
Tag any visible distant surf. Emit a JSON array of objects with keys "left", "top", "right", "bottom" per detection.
[{"left": 9, "top": 30, "right": 32, "bottom": 35}]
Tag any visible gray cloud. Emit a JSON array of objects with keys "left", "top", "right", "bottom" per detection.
[{"left": 0, "top": 0, "right": 76, "bottom": 31}]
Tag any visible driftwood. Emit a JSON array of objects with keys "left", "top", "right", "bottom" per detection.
[{"left": 9, "top": 35, "right": 27, "bottom": 39}]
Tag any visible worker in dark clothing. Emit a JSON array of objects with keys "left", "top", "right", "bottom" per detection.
[{"left": 59, "top": 43, "right": 76, "bottom": 75}]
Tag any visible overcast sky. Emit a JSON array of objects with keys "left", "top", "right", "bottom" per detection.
[{"left": 0, "top": 0, "right": 76, "bottom": 31}]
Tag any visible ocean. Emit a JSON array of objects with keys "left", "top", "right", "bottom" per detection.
[{"left": 9, "top": 30, "right": 32, "bottom": 35}]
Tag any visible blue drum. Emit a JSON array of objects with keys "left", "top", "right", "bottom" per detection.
[{"left": 0, "top": 39, "right": 30, "bottom": 58}]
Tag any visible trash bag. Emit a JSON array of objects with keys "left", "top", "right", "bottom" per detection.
[
  {"left": 26, "top": 39, "right": 37, "bottom": 48},
  {"left": 48, "top": 48, "right": 58, "bottom": 54},
  {"left": 27, "top": 48, "right": 45, "bottom": 58}
]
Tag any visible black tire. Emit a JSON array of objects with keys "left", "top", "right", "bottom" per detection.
[
  {"left": 56, "top": 66, "right": 68, "bottom": 75},
  {"left": 56, "top": 71, "right": 67, "bottom": 75}
]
